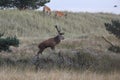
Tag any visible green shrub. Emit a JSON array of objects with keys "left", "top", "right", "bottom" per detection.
[
  {"left": 108, "top": 46, "right": 120, "bottom": 53},
  {"left": 104, "top": 20, "right": 120, "bottom": 53},
  {"left": 0, "top": 33, "right": 19, "bottom": 52}
]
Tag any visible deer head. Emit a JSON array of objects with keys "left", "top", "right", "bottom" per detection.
[{"left": 55, "top": 25, "right": 64, "bottom": 40}]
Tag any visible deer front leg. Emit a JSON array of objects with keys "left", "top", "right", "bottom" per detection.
[
  {"left": 38, "top": 47, "right": 45, "bottom": 54},
  {"left": 36, "top": 49, "right": 44, "bottom": 58},
  {"left": 51, "top": 46, "right": 57, "bottom": 54}
]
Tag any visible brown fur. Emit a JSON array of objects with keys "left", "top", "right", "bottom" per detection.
[
  {"left": 35, "top": 25, "right": 64, "bottom": 60},
  {"left": 55, "top": 11, "right": 67, "bottom": 17},
  {"left": 43, "top": 5, "right": 51, "bottom": 15},
  {"left": 37, "top": 35, "right": 64, "bottom": 56}
]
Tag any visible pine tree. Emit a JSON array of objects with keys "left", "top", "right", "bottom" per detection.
[
  {"left": 104, "top": 20, "right": 120, "bottom": 53},
  {"left": 105, "top": 20, "right": 120, "bottom": 39},
  {"left": 0, "top": 0, "right": 50, "bottom": 10}
]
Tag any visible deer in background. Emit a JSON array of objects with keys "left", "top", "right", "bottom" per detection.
[
  {"left": 55, "top": 11, "right": 67, "bottom": 17},
  {"left": 43, "top": 5, "right": 51, "bottom": 15},
  {"left": 36, "top": 25, "right": 64, "bottom": 59}
]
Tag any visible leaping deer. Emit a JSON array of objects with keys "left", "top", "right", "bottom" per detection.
[{"left": 36, "top": 25, "right": 64, "bottom": 58}]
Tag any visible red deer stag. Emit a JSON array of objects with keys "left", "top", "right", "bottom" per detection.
[
  {"left": 36, "top": 25, "right": 64, "bottom": 58},
  {"left": 43, "top": 5, "right": 51, "bottom": 15},
  {"left": 55, "top": 11, "right": 67, "bottom": 17}
]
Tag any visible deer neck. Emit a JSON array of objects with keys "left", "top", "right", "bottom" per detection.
[{"left": 54, "top": 36, "right": 61, "bottom": 44}]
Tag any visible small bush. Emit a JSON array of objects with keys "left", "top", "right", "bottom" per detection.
[
  {"left": 0, "top": 33, "right": 19, "bottom": 52},
  {"left": 104, "top": 20, "right": 120, "bottom": 53},
  {"left": 108, "top": 46, "right": 120, "bottom": 53},
  {"left": 105, "top": 20, "right": 120, "bottom": 39}
]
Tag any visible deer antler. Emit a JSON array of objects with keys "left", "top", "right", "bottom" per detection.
[
  {"left": 55, "top": 25, "right": 64, "bottom": 35},
  {"left": 55, "top": 25, "right": 61, "bottom": 34}
]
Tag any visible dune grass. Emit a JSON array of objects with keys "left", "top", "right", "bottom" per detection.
[{"left": 0, "top": 10, "right": 120, "bottom": 38}]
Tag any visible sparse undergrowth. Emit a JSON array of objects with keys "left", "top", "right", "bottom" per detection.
[
  {"left": 0, "top": 68, "right": 120, "bottom": 80},
  {"left": 0, "top": 49, "right": 120, "bottom": 73}
]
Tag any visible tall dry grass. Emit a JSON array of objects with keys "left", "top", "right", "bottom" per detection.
[
  {"left": 0, "top": 10, "right": 120, "bottom": 38},
  {"left": 0, "top": 67, "right": 120, "bottom": 80}
]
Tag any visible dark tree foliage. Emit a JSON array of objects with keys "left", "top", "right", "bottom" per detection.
[
  {"left": 108, "top": 46, "right": 120, "bottom": 53},
  {"left": 104, "top": 20, "right": 120, "bottom": 53},
  {"left": 0, "top": 0, "right": 12, "bottom": 9},
  {"left": 104, "top": 20, "right": 120, "bottom": 39},
  {"left": 0, "top": 33, "right": 19, "bottom": 52},
  {"left": 0, "top": 0, "right": 50, "bottom": 10}
]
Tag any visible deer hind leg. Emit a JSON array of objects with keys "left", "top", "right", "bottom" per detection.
[
  {"left": 33, "top": 50, "right": 41, "bottom": 63},
  {"left": 33, "top": 49, "right": 44, "bottom": 69}
]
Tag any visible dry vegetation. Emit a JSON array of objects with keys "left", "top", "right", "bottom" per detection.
[
  {"left": 0, "top": 10, "right": 120, "bottom": 79},
  {"left": 0, "top": 10, "right": 120, "bottom": 38},
  {"left": 0, "top": 67, "right": 120, "bottom": 80}
]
